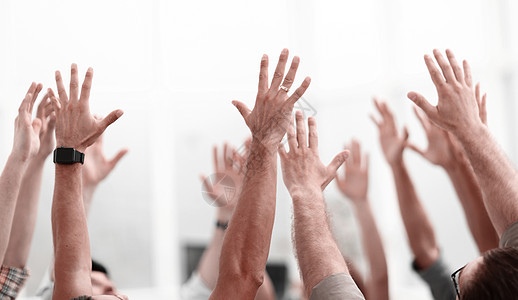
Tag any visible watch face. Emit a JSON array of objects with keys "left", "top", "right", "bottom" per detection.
[{"left": 55, "top": 147, "right": 75, "bottom": 163}]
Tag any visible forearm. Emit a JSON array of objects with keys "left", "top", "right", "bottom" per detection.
[
  {"left": 292, "top": 187, "right": 348, "bottom": 296},
  {"left": 444, "top": 156, "right": 499, "bottom": 252},
  {"left": 212, "top": 140, "right": 277, "bottom": 298},
  {"left": 390, "top": 161, "right": 438, "bottom": 269},
  {"left": 52, "top": 164, "right": 91, "bottom": 299},
  {"left": 197, "top": 226, "right": 226, "bottom": 290},
  {"left": 455, "top": 124, "right": 518, "bottom": 236},
  {"left": 3, "top": 158, "right": 45, "bottom": 268},
  {"left": 0, "top": 155, "right": 28, "bottom": 262},
  {"left": 352, "top": 201, "right": 389, "bottom": 300}
]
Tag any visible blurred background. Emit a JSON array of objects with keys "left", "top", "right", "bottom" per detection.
[{"left": 1, "top": 0, "right": 517, "bottom": 299}]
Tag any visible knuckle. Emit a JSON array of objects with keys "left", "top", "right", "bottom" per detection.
[
  {"left": 283, "top": 77, "right": 293, "bottom": 85},
  {"left": 273, "top": 71, "right": 283, "bottom": 79}
]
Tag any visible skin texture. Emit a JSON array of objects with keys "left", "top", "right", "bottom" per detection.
[
  {"left": 0, "top": 83, "right": 43, "bottom": 265},
  {"left": 3, "top": 95, "right": 56, "bottom": 269},
  {"left": 409, "top": 106, "right": 498, "bottom": 253},
  {"left": 210, "top": 49, "right": 310, "bottom": 300},
  {"left": 49, "top": 64, "right": 126, "bottom": 300},
  {"left": 408, "top": 49, "right": 518, "bottom": 237},
  {"left": 197, "top": 142, "right": 276, "bottom": 299},
  {"left": 372, "top": 99, "right": 439, "bottom": 270},
  {"left": 48, "top": 132, "right": 127, "bottom": 295},
  {"left": 336, "top": 139, "right": 389, "bottom": 300},
  {"left": 279, "top": 112, "right": 350, "bottom": 297}
]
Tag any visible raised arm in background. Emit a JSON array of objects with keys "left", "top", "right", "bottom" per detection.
[
  {"left": 336, "top": 139, "right": 389, "bottom": 300},
  {"left": 185, "top": 141, "right": 275, "bottom": 300},
  {"left": 407, "top": 49, "right": 518, "bottom": 236},
  {"left": 371, "top": 99, "right": 440, "bottom": 270},
  {"left": 408, "top": 104, "right": 498, "bottom": 253},
  {"left": 3, "top": 95, "right": 56, "bottom": 269},
  {"left": 210, "top": 49, "right": 310, "bottom": 299},
  {"left": 48, "top": 64, "right": 126, "bottom": 300},
  {"left": 82, "top": 131, "right": 128, "bottom": 215},
  {"left": 279, "top": 112, "right": 364, "bottom": 299},
  {"left": 0, "top": 83, "right": 42, "bottom": 299}
]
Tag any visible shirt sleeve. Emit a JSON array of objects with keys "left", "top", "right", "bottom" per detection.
[
  {"left": 309, "top": 273, "right": 365, "bottom": 300},
  {"left": 180, "top": 272, "right": 213, "bottom": 300},
  {"left": 412, "top": 255, "right": 456, "bottom": 300},
  {"left": 0, "top": 265, "right": 30, "bottom": 300},
  {"left": 499, "top": 220, "right": 518, "bottom": 248}
]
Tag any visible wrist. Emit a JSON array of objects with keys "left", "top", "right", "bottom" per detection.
[
  {"left": 389, "top": 158, "right": 406, "bottom": 171},
  {"left": 250, "top": 137, "right": 279, "bottom": 156},
  {"left": 452, "top": 121, "right": 486, "bottom": 144},
  {"left": 290, "top": 185, "right": 321, "bottom": 200},
  {"left": 350, "top": 196, "right": 369, "bottom": 204},
  {"left": 351, "top": 199, "right": 370, "bottom": 210}
]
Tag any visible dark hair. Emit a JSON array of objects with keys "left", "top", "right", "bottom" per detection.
[
  {"left": 461, "top": 247, "right": 518, "bottom": 299},
  {"left": 92, "top": 259, "right": 109, "bottom": 277},
  {"left": 71, "top": 296, "right": 92, "bottom": 300}
]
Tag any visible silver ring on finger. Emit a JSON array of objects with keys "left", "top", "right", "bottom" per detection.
[{"left": 279, "top": 85, "right": 289, "bottom": 93}]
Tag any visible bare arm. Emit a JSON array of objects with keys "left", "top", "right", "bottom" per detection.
[
  {"left": 49, "top": 64, "right": 124, "bottom": 300},
  {"left": 210, "top": 49, "right": 310, "bottom": 299},
  {"left": 408, "top": 49, "right": 518, "bottom": 236},
  {"left": 197, "top": 143, "right": 276, "bottom": 299},
  {"left": 408, "top": 105, "right": 498, "bottom": 253},
  {"left": 353, "top": 201, "right": 389, "bottom": 300},
  {"left": 4, "top": 96, "right": 56, "bottom": 268},
  {"left": 444, "top": 150, "right": 499, "bottom": 252},
  {"left": 280, "top": 113, "right": 350, "bottom": 297},
  {"left": 372, "top": 99, "right": 439, "bottom": 269},
  {"left": 336, "top": 139, "right": 388, "bottom": 300},
  {"left": 0, "top": 83, "right": 42, "bottom": 264}
]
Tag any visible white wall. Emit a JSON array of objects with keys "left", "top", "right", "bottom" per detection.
[{"left": 0, "top": 0, "right": 516, "bottom": 299}]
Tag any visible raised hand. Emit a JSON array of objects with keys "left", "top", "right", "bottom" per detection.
[
  {"left": 336, "top": 139, "right": 369, "bottom": 202},
  {"left": 33, "top": 93, "right": 57, "bottom": 160},
  {"left": 12, "top": 83, "right": 43, "bottom": 162},
  {"left": 279, "top": 111, "right": 348, "bottom": 194},
  {"left": 407, "top": 49, "right": 481, "bottom": 136},
  {"left": 200, "top": 140, "right": 249, "bottom": 219},
  {"left": 407, "top": 107, "right": 456, "bottom": 168},
  {"left": 48, "top": 64, "right": 123, "bottom": 153},
  {"left": 232, "top": 49, "right": 311, "bottom": 152},
  {"left": 370, "top": 98, "right": 408, "bottom": 166},
  {"left": 82, "top": 132, "right": 128, "bottom": 189}
]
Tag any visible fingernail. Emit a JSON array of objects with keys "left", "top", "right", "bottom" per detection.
[{"left": 116, "top": 110, "right": 124, "bottom": 117}]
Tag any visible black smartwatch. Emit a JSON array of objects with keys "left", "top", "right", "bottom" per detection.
[{"left": 53, "top": 147, "right": 85, "bottom": 164}]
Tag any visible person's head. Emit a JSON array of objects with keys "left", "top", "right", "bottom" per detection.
[
  {"left": 455, "top": 247, "right": 518, "bottom": 299},
  {"left": 91, "top": 259, "right": 117, "bottom": 296}
]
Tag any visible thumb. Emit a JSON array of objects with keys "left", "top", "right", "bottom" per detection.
[
  {"left": 407, "top": 92, "right": 437, "bottom": 121},
  {"left": 232, "top": 100, "right": 251, "bottom": 122},
  {"left": 99, "top": 109, "right": 124, "bottom": 133},
  {"left": 407, "top": 143, "right": 425, "bottom": 157},
  {"left": 327, "top": 150, "right": 350, "bottom": 176},
  {"left": 109, "top": 148, "right": 129, "bottom": 168}
]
